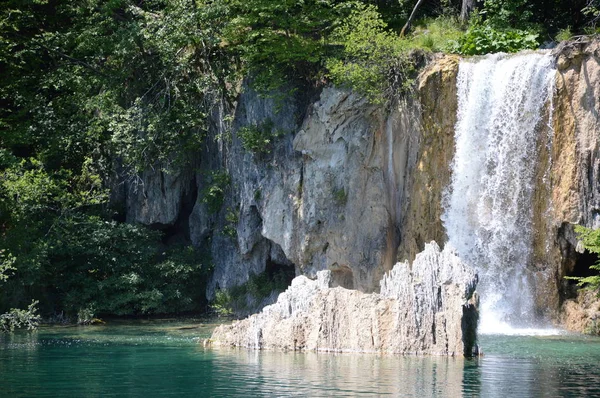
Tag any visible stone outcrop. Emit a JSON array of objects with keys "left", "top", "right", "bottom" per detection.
[
  {"left": 560, "top": 289, "right": 600, "bottom": 334},
  {"left": 209, "top": 242, "right": 479, "bottom": 356}
]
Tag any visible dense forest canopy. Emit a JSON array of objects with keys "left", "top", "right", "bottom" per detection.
[{"left": 1, "top": 0, "right": 598, "bottom": 324}]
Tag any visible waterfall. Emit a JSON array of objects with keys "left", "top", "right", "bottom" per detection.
[{"left": 442, "top": 52, "right": 556, "bottom": 334}]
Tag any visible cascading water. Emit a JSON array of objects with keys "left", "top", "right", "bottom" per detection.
[{"left": 442, "top": 52, "right": 557, "bottom": 335}]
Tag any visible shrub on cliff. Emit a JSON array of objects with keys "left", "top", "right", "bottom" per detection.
[
  {"left": 326, "top": 4, "right": 416, "bottom": 105},
  {"left": 566, "top": 226, "right": 600, "bottom": 294},
  {"left": 452, "top": 22, "right": 539, "bottom": 55}
]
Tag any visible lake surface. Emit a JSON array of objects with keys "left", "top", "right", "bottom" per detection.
[{"left": 2, "top": 320, "right": 600, "bottom": 397}]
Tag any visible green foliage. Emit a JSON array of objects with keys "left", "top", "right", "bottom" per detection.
[
  {"left": 237, "top": 118, "right": 283, "bottom": 155},
  {"left": 409, "top": 17, "right": 464, "bottom": 52},
  {"left": 1, "top": 213, "right": 209, "bottom": 317},
  {"left": 200, "top": 170, "right": 231, "bottom": 214},
  {"left": 583, "top": 0, "right": 600, "bottom": 30},
  {"left": 565, "top": 225, "right": 600, "bottom": 294},
  {"left": 211, "top": 290, "right": 234, "bottom": 317},
  {"left": 481, "top": 0, "right": 535, "bottom": 30},
  {"left": 556, "top": 27, "right": 574, "bottom": 42},
  {"left": 222, "top": 0, "right": 350, "bottom": 92},
  {"left": 0, "top": 250, "right": 16, "bottom": 282},
  {"left": 0, "top": 0, "right": 235, "bottom": 176},
  {"left": 452, "top": 22, "right": 539, "bottom": 55},
  {"left": 1, "top": 158, "right": 107, "bottom": 220},
  {"left": 0, "top": 301, "right": 41, "bottom": 333},
  {"left": 332, "top": 188, "right": 348, "bottom": 207},
  {"left": 222, "top": 207, "right": 239, "bottom": 238},
  {"left": 326, "top": 3, "right": 416, "bottom": 104},
  {"left": 210, "top": 268, "right": 293, "bottom": 315}
]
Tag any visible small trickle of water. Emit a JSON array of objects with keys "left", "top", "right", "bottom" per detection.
[{"left": 442, "top": 52, "right": 556, "bottom": 334}]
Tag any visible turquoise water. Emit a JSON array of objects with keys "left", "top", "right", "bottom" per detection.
[{"left": 1, "top": 321, "right": 600, "bottom": 397}]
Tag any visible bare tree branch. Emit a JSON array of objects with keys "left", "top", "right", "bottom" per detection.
[{"left": 400, "top": 0, "right": 427, "bottom": 37}]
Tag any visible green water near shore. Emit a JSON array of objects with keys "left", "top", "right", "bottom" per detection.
[{"left": 1, "top": 321, "right": 600, "bottom": 397}]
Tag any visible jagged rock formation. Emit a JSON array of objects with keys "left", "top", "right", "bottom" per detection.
[
  {"left": 560, "top": 290, "right": 600, "bottom": 334},
  {"left": 210, "top": 242, "right": 479, "bottom": 356}
]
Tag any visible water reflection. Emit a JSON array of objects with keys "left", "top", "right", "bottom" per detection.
[
  {"left": 209, "top": 349, "right": 473, "bottom": 396},
  {"left": 2, "top": 325, "right": 600, "bottom": 397}
]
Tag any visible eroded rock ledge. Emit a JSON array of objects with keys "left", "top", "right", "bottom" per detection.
[{"left": 209, "top": 242, "right": 479, "bottom": 356}]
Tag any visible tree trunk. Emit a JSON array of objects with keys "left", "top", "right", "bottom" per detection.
[
  {"left": 460, "top": 0, "right": 476, "bottom": 23},
  {"left": 400, "top": 0, "right": 427, "bottom": 37}
]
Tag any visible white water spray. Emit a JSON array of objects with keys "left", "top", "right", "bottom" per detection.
[{"left": 442, "top": 52, "right": 560, "bottom": 335}]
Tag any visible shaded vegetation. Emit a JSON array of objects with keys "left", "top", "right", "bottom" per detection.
[
  {"left": 566, "top": 225, "right": 600, "bottom": 294},
  {"left": 237, "top": 118, "right": 284, "bottom": 155},
  {"left": 0, "top": 300, "right": 41, "bottom": 333},
  {"left": 210, "top": 267, "right": 294, "bottom": 317}
]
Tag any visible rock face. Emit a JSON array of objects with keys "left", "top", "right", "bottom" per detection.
[
  {"left": 113, "top": 38, "right": 600, "bottom": 330},
  {"left": 204, "top": 84, "right": 418, "bottom": 299},
  {"left": 393, "top": 43, "right": 600, "bottom": 330},
  {"left": 397, "top": 55, "right": 459, "bottom": 263},
  {"left": 549, "top": 38, "right": 600, "bottom": 328},
  {"left": 560, "top": 289, "right": 600, "bottom": 334},
  {"left": 210, "top": 242, "right": 479, "bottom": 356}
]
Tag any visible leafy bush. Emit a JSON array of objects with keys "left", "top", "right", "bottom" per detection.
[
  {"left": 211, "top": 290, "right": 233, "bottom": 317},
  {"left": 210, "top": 268, "right": 294, "bottom": 316},
  {"left": 409, "top": 17, "right": 464, "bottom": 53},
  {"left": 0, "top": 250, "right": 16, "bottom": 282},
  {"left": 480, "top": 0, "right": 535, "bottom": 30},
  {"left": 326, "top": 3, "right": 416, "bottom": 104},
  {"left": 222, "top": 207, "right": 239, "bottom": 238},
  {"left": 200, "top": 170, "right": 231, "bottom": 214},
  {"left": 222, "top": 0, "right": 348, "bottom": 92},
  {"left": 237, "top": 119, "right": 283, "bottom": 155},
  {"left": 565, "top": 225, "right": 600, "bottom": 294},
  {"left": 0, "top": 210, "right": 210, "bottom": 318},
  {"left": 583, "top": 1, "right": 600, "bottom": 30},
  {"left": 0, "top": 301, "right": 41, "bottom": 333},
  {"left": 452, "top": 23, "right": 539, "bottom": 55},
  {"left": 555, "top": 27, "right": 574, "bottom": 42}
]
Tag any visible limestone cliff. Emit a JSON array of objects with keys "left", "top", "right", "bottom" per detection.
[
  {"left": 209, "top": 242, "right": 479, "bottom": 356},
  {"left": 551, "top": 38, "right": 600, "bottom": 332},
  {"left": 114, "top": 37, "right": 600, "bottom": 331},
  {"left": 397, "top": 55, "right": 459, "bottom": 263}
]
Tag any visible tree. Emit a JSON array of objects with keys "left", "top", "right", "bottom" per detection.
[
  {"left": 400, "top": 0, "right": 428, "bottom": 36},
  {"left": 461, "top": 0, "right": 476, "bottom": 22},
  {"left": 222, "top": 0, "right": 351, "bottom": 91},
  {"left": 0, "top": 0, "right": 221, "bottom": 318}
]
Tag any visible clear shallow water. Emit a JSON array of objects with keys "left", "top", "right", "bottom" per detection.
[{"left": 2, "top": 321, "right": 600, "bottom": 397}]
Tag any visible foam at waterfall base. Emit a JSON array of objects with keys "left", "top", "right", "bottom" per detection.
[
  {"left": 443, "top": 51, "right": 557, "bottom": 330},
  {"left": 479, "top": 318, "right": 565, "bottom": 336}
]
